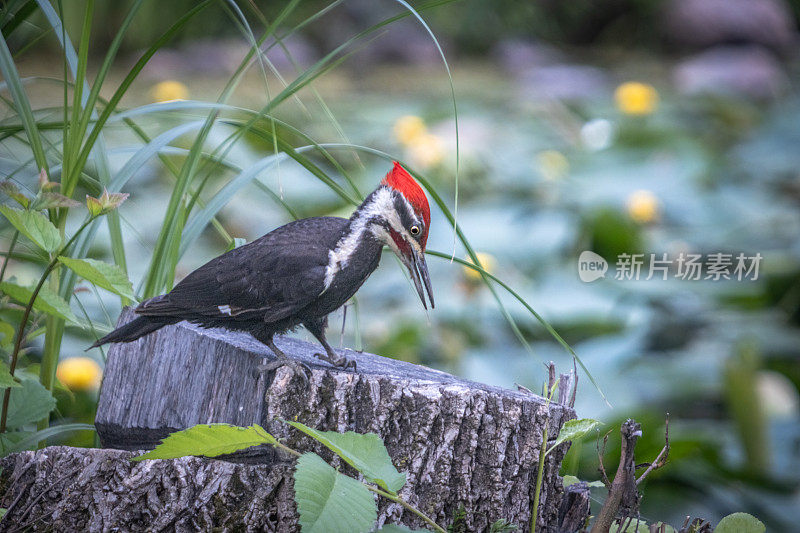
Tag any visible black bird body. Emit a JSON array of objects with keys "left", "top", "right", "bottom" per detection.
[
  {"left": 155, "top": 216, "right": 382, "bottom": 338},
  {"left": 92, "top": 163, "right": 434, "bottom": 371}
]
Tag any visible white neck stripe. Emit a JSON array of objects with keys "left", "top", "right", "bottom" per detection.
[{"left": 322, "top": 187, "right": 398, "bottom": 291}]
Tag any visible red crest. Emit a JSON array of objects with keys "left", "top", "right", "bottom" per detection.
[{"left": 382, "top": 162, "right": 431, "bottom": 233}]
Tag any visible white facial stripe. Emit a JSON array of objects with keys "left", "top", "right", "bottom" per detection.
[{"left": 323, "top": 188, "right": 397, "bottom": 291}]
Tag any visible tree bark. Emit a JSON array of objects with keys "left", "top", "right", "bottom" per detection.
[{"left": 1, "top": 310, "right": 576, "bottom": 532}]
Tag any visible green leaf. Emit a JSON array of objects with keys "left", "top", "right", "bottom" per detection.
[
  {"left": 30, "top": 192, "right": 81, "bottom": 210},
  {"left": 286, "top": 420, "right": 406, "bottom": 494},
  {"left": 85, "top": 189, "right": 129, "bottom": 217},
  {"left": 0, "top": 321, "right": 14, "bottom": 349},
  {"left": 0, "top": 205, "right": 61, "bottom": 252},
  {"left": 58, "top": 256, "right": 137, "bottom": 301},
  {"left": 562, "top": 475, "right": 604, "bottom": 488},
  {"left": 0, "top": 280, "right": 80, "bottom": 324},
  {"left": 5, "top": 377, "right": 55, "bottom": 429},
  {"left": 294, "top": 452, "right": 377, "bottom": 533},
  {"left": 609, "top": 521, "right": 650, "bottom": 533},
  {"left": 133, "top": 423, "right": 276, "bottom": 461},
  {"left": 547, "top": 419, "right": 602, "bottom": 456},
  {"left": 0, "top": 362, "right": 21, "bottom": 389},
  {"left": 715, "top": 513, "right": 765, "bottom": 533},
  {"left": 375, "top": 525, "right": 431, "bottom": 533},
  {"left": 489, "top": 519, "right": 518, "bottom": 533},
  {"left": 0, "top": 181, "right": 29, "bottom": 207}
]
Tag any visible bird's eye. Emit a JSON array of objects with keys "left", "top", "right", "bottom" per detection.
[{"left": 410, "top": 225, "right": 420, "bottom": 236}]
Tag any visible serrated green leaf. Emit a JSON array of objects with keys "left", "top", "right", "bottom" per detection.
[
  {"left": 30, "top": 192, "right": 81, "bottom": 210},
  {"left": 286, "top": 420, "right": 406, "bottom": 494},
  {"left": 547, "top": 419, "right": 602, "bottom": 456},
  {"left": 5, "top": 377, "right": 55, "bottom": 429},
  {"left": 0, "top": 280, "right": 80, "bottom": 324},
  {"left": 58, "top": 256, "right": 137, "bottom": 301},
  {"left": 562, "top": 475, "right": 605, "bottom": 488},
  {"left": 85, "top": 189, "right": 129, "bottom": 217},
  {"left": 0, "top": 205, "right": 61, "bottom": 252},
  {"left": 294, "top": 452, "right": 377, "bottom": 533},
  {"left": 0, "top": 362, "right": 21, "bottom": 389},
  {"left": 375, "top": 525, "right": 431, "bottom": 533},
  {"left": 0, "top": 321, "right": 14, "bottom": 349},
  {"left": 133, "top": 423, "right": 275, "bottom": 461},
  {"left": 715, "top": 513, "right": 765, "bottom": 533}
]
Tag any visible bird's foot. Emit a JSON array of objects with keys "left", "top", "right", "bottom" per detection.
[
  {"left": 314, "top": 349, "right": 357, "bottom": 371},
  {"left": 257, "top": 355, "right": 311, "bottom": 384}
]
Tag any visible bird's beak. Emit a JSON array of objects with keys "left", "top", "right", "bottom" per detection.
[{"left": 403, "top": 247, "right": 435, "bottom": 310}]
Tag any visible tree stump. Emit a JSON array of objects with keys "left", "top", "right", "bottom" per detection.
[{"left": 0, "top": 309, "right": 576, "bottom": 532}]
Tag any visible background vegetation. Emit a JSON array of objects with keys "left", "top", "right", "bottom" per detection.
[{"left": 1, "top": 0, "right": 798, "bottom": 530}]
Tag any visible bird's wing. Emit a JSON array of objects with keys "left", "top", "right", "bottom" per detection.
[{"left": 137, "top": 217, "right": 348, "bottom": 323}]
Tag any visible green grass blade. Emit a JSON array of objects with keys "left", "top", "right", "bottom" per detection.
[
  {"left": 74, "top": 0, "right": 144, "bottom": 158},
  {"left": 0, "top": 28, "right": 48, "bottom": 173},
  {"left": 6, "top": 422, "right": 95, "bottom": 453},
  {"left": 66, "top": 0, "right": 213, "bottom": 198},
  {"left": 65, "top": 0, "right": 93, "bottom": 181},
  {"left": 179, "top": 153, "right": 285, "bottom": 255},
  {"left": 2, "top": 0, "right": 37, "bottom": 36},
  {"left": 390, "top": 0, "right": 460, "bottom": 254}
]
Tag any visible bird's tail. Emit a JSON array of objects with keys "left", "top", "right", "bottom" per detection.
[{"left": 88, "top": 315, "right": 177, "bottom": 350}]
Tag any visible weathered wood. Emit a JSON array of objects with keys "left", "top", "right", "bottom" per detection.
[
  {"left": 4, "top": 310, "right": 576, "bottom": 531},
  {"left": 557, "top": 482, "right": 591, "bottom": 533},
  {"left": 0, "top": 446, "right": 295, "bottom": 532}
]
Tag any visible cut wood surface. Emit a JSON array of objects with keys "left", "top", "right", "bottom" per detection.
[{"left": 1, "top": 309, "right": 578, "bottom": 532}]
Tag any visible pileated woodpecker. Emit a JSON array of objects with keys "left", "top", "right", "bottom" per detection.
[{"left": 90, "top": 162, "right": 434, "bottom": 372}]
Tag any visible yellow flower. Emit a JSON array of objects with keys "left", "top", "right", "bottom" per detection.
[
  {"left": 407, "top": 133, "right": 445, "bottom": 169},
  {"left": 615, "top": 82, "right": 658, "bottom": 115},
  {"left": 463, "top": 252, "right": 497, "bottom": 281},
  {"left": 393, "top": 115, "right": 427, "bottom": 146},
  {"left": 626, "top": 190, "right": 660, "bottom": 223},
  {"left": 536, "top": 150, "right": 569, "bottom": 181},
  {"left": 57, "top": 357, "right": 102, "bottom": 391},
  {"left": 150, "top": 80, "right": 189, "bottom": 103}
]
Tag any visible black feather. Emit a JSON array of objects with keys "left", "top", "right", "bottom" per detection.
[{"left": 92, "top": 216, "right": 385, "bottom": 350}]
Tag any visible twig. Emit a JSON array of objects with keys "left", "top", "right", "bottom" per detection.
[
  {"left": 0, "top": 230, "right": 19, "bottom": 284},
  {"left": 637, "top": 414, "right": 670, "bottom": 486},
  {"left": 589, "top": 420, "right": 642, "bottom": 533},
  {"left": 368, "top": 486, "right": 447, "bottom": 533},
  {"left": 597, "top": 430, "right": 612, "bottom": 488},
  {"left": 569, "top": 357, "right": 578, "bottom": 408}
]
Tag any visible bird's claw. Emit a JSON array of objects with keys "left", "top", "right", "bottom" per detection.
[
  {"left": 257, "top": 357, "right": 311, "bottom": 384},
  {"left": 314, "top": 351, "right": 357, "bottom": 371}
]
